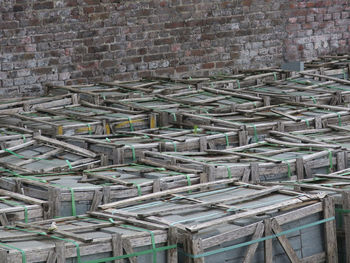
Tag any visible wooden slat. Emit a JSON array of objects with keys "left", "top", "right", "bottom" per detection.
[{"left": 271, "top": 219, "right": 301, "bottom": 263}]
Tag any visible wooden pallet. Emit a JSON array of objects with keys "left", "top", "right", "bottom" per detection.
[
  {"left": 103, "top": 87, "right": 264, "bottom": 117},
  {"left": 304, "top": 55, "right": 350, "bottom": 72},
  {"left": 59, "top": 127, "right": 241, "bottom": 164},
  {"left": 140, "top": 139, "right": 345, "bottom": 183},
  {"left": 98, "top": 180, "right": 337, "bottom": 263},
  {"left": 0, "top": 134, "right": 99, "bottom": 174},
  {"left": 0, "top": 188, "right": 48, "bottom": 226},
  {"left": 0, "top": 214, "right": 174, "bottom": 263},
  {"left": 0, "top": 161, "right": 202, "bottom": 217},
  {"left": 211, "top": 73, "right": 350, "bottom": 105},
  {"left": 45, "top": 78, "right": 203, "bottom": 104},
  {"left": 170, "top": 102, "right": 350, "bottom": 141},
  {"left": 0, "top": 126, "right": 33, "bottom": 149},
  {"left": 0, "top": 94, "right": 78, "bottom": 115},
  {"left": 262, "top": 168, "right": 350, "bottom": 263}
]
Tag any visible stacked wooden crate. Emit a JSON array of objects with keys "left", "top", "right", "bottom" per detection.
[{"left": 0, "top": 60, "right": 350, "bottom": 262}]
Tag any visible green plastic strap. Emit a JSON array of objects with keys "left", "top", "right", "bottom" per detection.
[
  {"left": 171, "top": 141, "right": 177, "bottom": 152},
  {"left": 22, "top": 135, "right": 26, "bottom": 143},
  {"left": 185, "top": 174, "right": 192, "bottom": 193},
  {"left": 4, "top": 149, "right": 54, "bottom": 163},
  {"left": 193, "top": 125, "right": 198, "bottom": 134},
  {"left": 337, "top": 113, "right": 342, "bottom": 126},
  {"left": 304, "top": 119, "right": 310, "bottom": 127},
  {"left": 188, "top": 85, "right": 192, "bottom": 90},
  {"left": 51, "top": 182, "right": 76, "bottom": 216},
  {"left": 338, "top": 171, "right": 350, "bottom": 177},
  {"left": 84, "top": 245, "right": 177, "bottom": 263},
  {"left": 0, "top": 168, "right": 48, "bottom": 183},
  {"left": 121, "top": 225, "right": 157, "bottom": 263},
  {"left": 105, "top": 137, "right": 111, "bottom": 142},
  {"left": 0, "top": 242, "right": 26, "bottom": 263},
  {"left": 224, "top": 133, "right": 229, "bottom": 147},
  {"left": 343, "top": 68, "right": 347, "bottom": 80},
  {"left": 134, "top": 183, "right": 142, "bottom": 196},
  {"left": 273, "top": 72, "right": 277, "bottom": 80},
  {"left": 0, "top": 198, "right": 28, "bottom": 223},
  {"left": 171, "top": 113, "right": 177, "bottom": 122},
  {"left": 336, "top": 208, "right": 350, "bottom": 214},
  {"left": 53, "top": 236, "right": 81, "bottom": 263},
  {"left": 128, "top": 117, "right": 134, "bottom": 131},
  {"left": 236, "top": 80, "right": 240, "bottom": 89},
  {"left": 4, "top": 149, "right": 26, "bottom": 159},
  {"left": 87, "top": 124, "right": 92, "bottom": 135},
  {"left": 225, "top": 165, "right": 232, "bottom": 179},
  {"left": 128, "top": 145, "right": 136, "bottom": 161},
  {"left": 66, "top": 160, "right": 73, "bottom": 170},
  {"left": 103, "top": 95, "right": 106, "bottom": 100},
  {"left": 310, "top": 96, "right": 317, "bottom": 104},
  {"left": 6, "top": 226, "right": 81, "bottom": 263},
  {"left": 182, "top": 216, "right": 335, "bottom": 258},
  {"left": 280, "top": 162, "right": 292, "bottom": 179},
  {"left": 70, "top": 188, "right": 77, "bottom": 216}
]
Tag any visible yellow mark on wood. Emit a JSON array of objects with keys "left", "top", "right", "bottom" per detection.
[
  {"left": 150, "top": 115, "right": 156, "bottom": 128},
  {"left": 105, "top": 123, "right": 111, "bottom": 135},
  {"left": 57, "top": 126, "right": 63, "bottom": 135},
  {"left": 76, "top": 127, "right": 90, "bottom": 133},
  {"left": 114, "top": 119, "right": 144, "bottom": 129}
]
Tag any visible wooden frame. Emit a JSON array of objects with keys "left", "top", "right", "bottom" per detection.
[
  {"left": 263, "top": 168, "right": 350, "bottom": 263},
  {"left": 59, "top": 127, "right": 241, "bottom": 164},
  {"left": 0, "top": 161, "right": 203, "bottom": 217},
  {"left": 0, "top": 134, "right": 99, "bottom": 174},
  {"left": 0, "top": 189, "right": 48, "bottom": 226},
  {"left": 140, "top": 139, "right": 345, "bottom": 183},
  {"left": 0, "top": 214, "right": 174, "bottom": 263},
  {"left": 98, "top": 180, "right": 337, "bottom": 263}
]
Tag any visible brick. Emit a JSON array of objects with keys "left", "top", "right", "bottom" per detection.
[
  {"left": 0, "top": 0, "right": 348, "bottom": 96},
  {"left": 33, "top": 1, "right": 54, "bottom": 10}
]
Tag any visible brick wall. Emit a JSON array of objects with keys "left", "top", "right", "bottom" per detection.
[
  {"left": 0, "top": 0, "right": 349, "bottom": 96},
  {"left": 284, "top": 0, "right": 349, "bottom": 61}
]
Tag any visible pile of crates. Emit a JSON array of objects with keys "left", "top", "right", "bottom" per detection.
[{"left": 0, "top": 55, "right": 349, "bottom": 262}]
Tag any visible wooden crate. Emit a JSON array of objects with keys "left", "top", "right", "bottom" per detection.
[
  {"left": 0, "top": 214, "right": 174, "bottom": 263},
  {"left": 262, "top": 168, "right": 350, "bottom": 263},
  {"left": 140, "top": 139, "right": 345, "bottom": 183},
  {"left": 198, "top": 70, "right": 286, "bottom": 91},
  {"left": 98, "top": 180, "right": 337, "bottom": 263},
  {"left": 0, "top": 126, "right": 33, "bottom": 149},
  {"left": 226, "top": 73, "right": 350, "bottom": 105},
  {"left": 268, "top": 126, "right": 350, "bottom": 167},
  {"left": 103, "top": 87, "right": 264, "bottom": 117},
  {"left": 0, "top": 161, "right": 202, "bottom": 217},
  {"left": 0, "top": 134, "right": 98, "bottom": 173},
  {"left": 59, "top": 127, "right": 241, "bottom": 164},
  {"left": 0, "top": 111, "right": 105, "bottom": 137},
  {"left": 170, "top": 102, "right": 350, "bottom": 141},
  {"left": 304, "top": 55, "right": 350, "bottom": 71},
  {"left": 0, "top": 94, "right": 78, "bottom": 115},
  {"left": 0, "top": 95, "right": 157, "bottom": 136},
  {"left": 0, "top": 188, "right": 48, "bottom": 226},
  {"left": 33, "top": 99, "right": 158, "bottom": 134},
  {"left": 45, "top": 78, "right": 202, "bottom": 104}
]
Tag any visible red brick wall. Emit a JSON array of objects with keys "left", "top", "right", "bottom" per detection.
[
  {"left": 0, "top": 0, "right": 349, "bottom": 96},
  {"left": 285, "top": 0, "right": 349, "bottom": 61}
]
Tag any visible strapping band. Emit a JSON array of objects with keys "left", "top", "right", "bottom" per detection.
[{"left": 180, "top": 216, "right": 335, "bottom": 258}]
